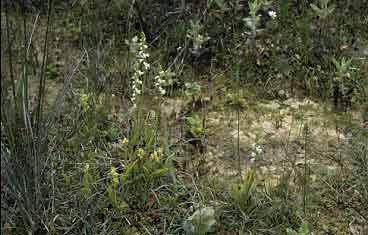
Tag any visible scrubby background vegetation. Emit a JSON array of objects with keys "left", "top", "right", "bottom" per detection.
[{"left": 1, "top": 0, "right": 367, "bottom": 234}]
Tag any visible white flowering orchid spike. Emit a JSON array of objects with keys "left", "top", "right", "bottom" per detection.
[
  {"left": 127, "top": 33, "right": 152, "bottom": 106},
  {"left": 268, "top": 10, "right": 277, "bottom": 19}
]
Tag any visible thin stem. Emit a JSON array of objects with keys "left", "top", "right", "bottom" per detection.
[
  {"left": 33, "top": 0, "right": 53, "bottom": 221},
  {"left": 22, "top": 0, "right": 29, "bottom": 113},
  {"left": 36, "top": 0, "right": 53, "bottom": 136},
  {"left": 303, "top": 123, "right": 309, "bottom": 216},
  {"left": 5, "top": 2, "right": 16, "bottom": 103},
  {"left": 236, "top": 64, "right": 242, "bottom": 181}
]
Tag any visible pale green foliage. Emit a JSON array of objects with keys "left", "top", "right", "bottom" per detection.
[
  {"left": 287, "top": 222, "right": 312, "bottom": 235},
  {"left": 230, "top": 169, "right": 256, "bottom": 212},
  {"left": 183, "top": 207, "right": 216, "bottom": 235},
  {"left": 107, "top": 167, "right": 128, "bottom": 212},
  {"left": 225, "top": 92, "right": 246, "bottom": 109},
  {"left": 243, "top": 0, "right": 271, "bottom": 32},
  {"left": 332, "top": 57, "right": 355, "bottom": 96},
  {"left": 187, "top": 20, "right": 210, "bottom": 55},
  {"left": 332, "top": 57, "right": 353, "bottom": 81},
  {"left": 186, "top": 114, "right": 204, "bottom": 138},
  {"left": 82, "top": 163, "right": 94, "bottom": 197},
  {"left": 117, "top": 120, "right": 175, "bottom": 207},
  {"left": 185, "top": 82, "right": 202, "bottom": 106},
  {"left": 310, "top": 0, "right": 335, "bottom": 19},
  {"left": 185, "top": 82, "right": 201, "bottom": 97},
  {"left": 119, "top": 147, "right": 174, "bottom": 206},
  {"left": 79, "top": 90, "right": 91, "bottom": 111}
]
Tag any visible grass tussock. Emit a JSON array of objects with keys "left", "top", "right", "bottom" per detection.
[{"left": 1, "top": 1, "right": 367, "bottom": 234}]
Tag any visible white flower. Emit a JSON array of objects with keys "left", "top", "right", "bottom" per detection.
[
  {"left": 141, "top": 53, "right": 149, "bottom": 58},
  {"left": 159, "top": 88, "right": 166, "bottom": 95},
  {"left": 127, "top": 33, "right": 151, "bottom": 105},
  {"left": 154, "top": 67, "right": 175, "bottom": 96},
  {"left": 251, "top": 152, "right": 256, "bottom": 158},
  {"left": 268, "top": 11, "right": 277, "bottom": 19},
  {"left": 143, "top": 62, "right": 150, "bottom": 69}
]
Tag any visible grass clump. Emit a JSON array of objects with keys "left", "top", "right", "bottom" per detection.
[{"left": 1, "top": 1, "right": 367, "bottom": 234}]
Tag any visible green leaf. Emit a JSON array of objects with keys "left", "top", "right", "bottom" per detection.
[
  {"left": 310, "top": 4, "right": 321, "bottom": 13},
  {"left": 183, "top": 207, "right": 216, "bottom": 235},
  {"left": 286, "top": 228, "right": 299, "bottom": 235},
  {"left": 299, "top": 222, "right": 310, "bottom": 234}
]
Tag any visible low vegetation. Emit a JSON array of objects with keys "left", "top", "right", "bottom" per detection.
[{"left": 1, "top": 0, "right": 367, "bottom": 234}]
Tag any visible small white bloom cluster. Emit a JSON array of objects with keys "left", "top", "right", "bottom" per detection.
[
  {"left": 126, "top": 33, "right": 150, "bottom": 106},
  {"left": 154, "top": 66, "right": 175, "bottom": 96},
  {"left": 250, "top": 143, "right": 263, "bottom": 160},
  {"left": 268, "top": 10, "right": 277, "bottom": 19}
]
